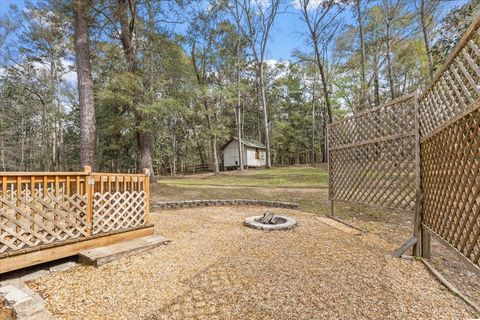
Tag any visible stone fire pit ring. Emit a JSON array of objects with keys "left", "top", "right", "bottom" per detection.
[{"left": 244, "top": 215, "right": 297, "bottom": 231}]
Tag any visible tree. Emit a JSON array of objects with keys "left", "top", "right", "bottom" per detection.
[
  {"left": 239, "top": 0, "right": 283, "bottom": 168},
  {"left": 415, "top": 0, "right": 438, "bottom": 79},
  {"left": 432, "top": 0, "right": 480, "bottom": 68},
  {"left": 114, "top": 0, "right": 155, "bottom": 180},
  {"left": 229, "top": 0, "right": 245, "bottom": 170},
  {"left": 0, "top": 0, "right": 472, "bottom": 175},
  {"left": 73, "top": 0, "right": 96, "bottom": 169},
  {"left": 382, "top": 0, "right": 413, "bottom": 100},
  {"left": 355, "top": 0, "right": 368, "bottom": 110},
  {"left": 0, "top": 1, "right": 74, "bottom": 171},
  {"left": 297, "top": 0, "right": 342, "bottom": 161}
]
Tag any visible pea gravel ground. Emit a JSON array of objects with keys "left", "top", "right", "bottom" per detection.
[{"left": 28, "top": 207, "right": 475, "bottom": 319}]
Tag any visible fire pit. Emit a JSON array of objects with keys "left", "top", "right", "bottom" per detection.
[{"left": 244, "top": 212, "right": 297, "bottom": 231}]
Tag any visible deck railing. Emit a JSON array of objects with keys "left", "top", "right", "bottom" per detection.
[{"left": 0, "top": 167, "right": 150, "bottom": 257}]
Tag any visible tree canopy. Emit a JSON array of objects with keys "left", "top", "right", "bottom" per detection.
[{"left": 0, "top": 0, "right": 477, "bottom": 175}]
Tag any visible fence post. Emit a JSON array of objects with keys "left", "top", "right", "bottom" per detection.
[
  {"left": 144, "top": 168, "right": 150, "bottom": 225},
  {"left": 412, "top": 92, "right": 422, "bottom": 256},
  {"left": 421, "top": 229, "right": 431, "bottom": 258},
  {"left": 412, "top": 91, "right": 430, "bottom": 257},
  {"left": 327, "top": 125, "right": 334, "bottom": 217},
  {"left": 84, "top": 166, "right": 93, "bottom": 236}
]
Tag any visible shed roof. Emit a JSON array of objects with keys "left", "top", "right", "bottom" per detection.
[{"left": 222, "top": 137, "right": 266, "bottom": 150}]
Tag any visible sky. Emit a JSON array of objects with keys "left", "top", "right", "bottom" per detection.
[{"left": 0, "top": 0, "right": 471, "bottom": 61}]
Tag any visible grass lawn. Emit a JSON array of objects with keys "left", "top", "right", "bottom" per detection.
[
  {"left": 159, "top": 165, "right": 329, "bottom": 188},
  {"left": 154, "top": 165, "right": 392, "bottom": 220},
  {"left": 153, "top": 165, "right": 330, "bottom": 215},
  {"left": 153, "top": 164, "right": 396, "bottom": 219}
]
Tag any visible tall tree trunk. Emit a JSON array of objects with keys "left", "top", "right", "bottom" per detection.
[
  {"left": 116, "top": 0, "right": 155, "bottom": 180},
  {"left": 301, "top": 3, "right": 334, "bottom": 163},
  {"left": 194, "top": 131, "right": 207, "bottom": 167},
  {"left": 420, "top": 0, "right": 434, "bottom": 80},
  {"left": 0, "top": 137, "right": 5, "bottom": 171},
  {"left": 384, "top": 0, "right": 395, "bottom": 100},
  {"left": 373, "top": 51, "right": 380, "bottom": 106},
  {"left": 20, "top": 117, "right": 25, "bottom": 171},
  {"left": 313, "top": 44, "right": 333, "bottom": 163},
  {"left": 356, "top": 0, "right": 368, "bottom": 110},
  {"left": 73, "top": 0, "right": 96, "bottom": 169},
  {"left": 203, "top": 101, "right": 219, "bottom": 174},
  {"left": 254, "top": 80, "right": 262, "bottom": 141},
  {"left": 236, "top": 28, "right": 244, "bottom": 171},
  {"left": 259, "top": 62, "right": 272, "bottom": 168},
  {"left": 171, "top": 136, "right": 176, "bottom": 177},
  {"left": 40, "top": 104, "right": 46, "bottom": 170},
  {"left": 52, "top": 118, "right": 56, "bottom": 170},
  {"left": 311, "top": 73, "right": 316, "bottom": 164},
  {"left": 211, "top": 135, "right": 219, "bottom": 173}
]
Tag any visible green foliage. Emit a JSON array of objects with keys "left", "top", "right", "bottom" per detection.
[
  {"left": 432, "top": 0, "right": 480, "bottom": 69},
  {"left": 0, "top": 0, "right": 475, "bottom": 174}
]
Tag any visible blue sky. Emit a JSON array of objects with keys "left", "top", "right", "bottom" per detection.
[{"left": 0, "top": 0, "right": 471, "bottom": 61}]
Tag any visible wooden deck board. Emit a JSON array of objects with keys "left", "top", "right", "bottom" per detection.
[
  {"left": 0, "top": 226, "right": 155, "bottom": 274},
  {"left": 78, "top": 235, "right": 170, "bottom": 267}
]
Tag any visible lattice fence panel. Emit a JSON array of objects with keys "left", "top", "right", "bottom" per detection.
[
  {"left": 419, "top": 19, "right": 480, "bottom": 138},
  {"left": 0, "top": 192, "right": 88, "bottom": 254},
  {"left": 421, "top": 107, "right": 479, "bottom": 267},
  {"left": 330, "top": 94, "right": 416, "bottom": 148},
  {"left": 330, "top": 137, "right": 416, "bottom": 210},
  {"left": 93, "top": 191, "right": 147, "bottom": 234},
  {"left": 329, "top": 94, "right": 417, "bottom": 212},
  {"left": 419, "top": 17, "right": 480, "bottom": 269}
]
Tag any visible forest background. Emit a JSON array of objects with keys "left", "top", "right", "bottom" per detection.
[{"left": 0, "top": 0, "right": 478, "bottom": 180}]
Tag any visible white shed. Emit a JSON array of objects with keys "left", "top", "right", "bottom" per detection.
[{"left": 222, "top": 137, "right": 266, "bottom": 169}]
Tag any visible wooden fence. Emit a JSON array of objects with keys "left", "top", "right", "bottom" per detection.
[
  {"left": 418, "top": 18, "right": 480, "bottom": 273},
  {"left": 0, "top": 167, "right": 150, "bottom": 271},
  {"left": 328, "top": 16, "right": 480, "bottom": 274},
  {"left": 328, "top": 93, "right": 418, "bottom": 212}
]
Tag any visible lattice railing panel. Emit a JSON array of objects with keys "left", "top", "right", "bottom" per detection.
[
  {"left": 329, "top": 94, "right": 416, "bottom": 148},
  {"left": 329, "top": 95, "right": 417, "bottom": 212},
  {"left": 419, "top": 19, "right": 480, "bottom": 138},
  {"left": 93, "top": 191, "right": 147, "bottom": 234},
  {"left": 0, "top": 170, "right": 150, "bottom": 257},
  {"left": 421, "top": 97, "right": 480, "bottom": 267},
  {"left": 0, "top": 193, "right": 88, "bottom": 254}
]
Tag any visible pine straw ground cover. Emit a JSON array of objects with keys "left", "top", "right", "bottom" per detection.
[{"left": 29, "top": 207, "right": 475, "bottom": 319}]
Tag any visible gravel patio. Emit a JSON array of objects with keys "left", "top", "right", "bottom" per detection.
[{"left": 28, "top": 207, "right": 475, "bottom": 319}]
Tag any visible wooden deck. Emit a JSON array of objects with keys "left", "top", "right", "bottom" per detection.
[{"left": 0, "top": 168, "right": 152, "bottom": 273}]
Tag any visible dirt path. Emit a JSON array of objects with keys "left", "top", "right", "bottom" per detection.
[{"left": 29, "top": 207, "right": 475, "bottom": 319}]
